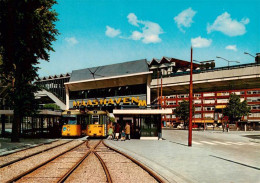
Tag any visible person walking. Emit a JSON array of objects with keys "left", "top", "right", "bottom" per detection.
[
  {"left": 226, "top": 123, "right": 229, "bottom": 132},
  {"left": 115, "top": 123, "right": 121, "bottom": 141},
  {"left": 107, "top": 126, "right": 114, "bottom": 140},
  {"left": 121, "top": 130, "right": 126, "bottom": 141},
  {"left": 125, "top": 122, "right": 131, "bottom": 140}
]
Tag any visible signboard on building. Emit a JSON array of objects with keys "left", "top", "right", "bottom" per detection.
[{"left": 70, "top": 95, "right": 147, "bottom": 109}]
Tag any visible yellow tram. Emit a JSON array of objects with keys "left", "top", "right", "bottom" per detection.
[
  {"left": 61, "top": 109, "right": 109, "bottom": 137},
  {"left": 86, "top": 110, "right": 109, "bottom": 137},
  {"left": 61, "top": 110, "right": 87, "bottom": 137}
]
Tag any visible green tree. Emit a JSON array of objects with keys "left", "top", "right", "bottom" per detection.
[
  {"left": 109, "top": 116, "right": 115, "bottom": 123},
  {"left": 223, "top": 93, "right": 250, "bottom": 124},
  {"left": 0, "top": 0, "right": 59, "bottom": 142},
  {"left": 174, "top": 100, "right": 194, "bottom": 128},
  {"left": 43, "top": 103, "right": 60, "bottom": 110}
]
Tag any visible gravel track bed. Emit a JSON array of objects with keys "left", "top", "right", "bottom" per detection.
[
  {"left": 87, "top": 140, "right": 101, "bottom": 148},
  {"left": 16, "top": 142, "right": 90, "bottom": 183},
  {"left": 96, "top": 143, "right": 158, "bottom": 183},
  {"left": 0, "top": 140, "right": 83, "bottom": 182},
  {"left": 0, "top": 140, "right": 69, "bottom": 167},
  {"left": 64, "top": 153, "right": 107, "bottom": 183}
]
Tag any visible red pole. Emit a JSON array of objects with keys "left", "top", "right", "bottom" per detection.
[
  {"left": 157, "top": 69, "right": 159, "bottom": 109},
  {"left": 161, "top": 74, "right": 163, "bottom": 127},
  {"left": 188, "top": 47, "right": 193, "bottom": 147}
]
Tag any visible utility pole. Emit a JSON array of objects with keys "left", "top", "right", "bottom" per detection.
[
  {"left": 188, "top": 47, "right": 193, "bottom": 147},
  {"left": 157, "top": 69, "right": 159, "bottom": 109},
  {"left": 160, "top": 73, "right": 163, "bottom": 139}
]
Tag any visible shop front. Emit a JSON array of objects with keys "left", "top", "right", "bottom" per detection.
[{"left": 113, "top": 109, "right": 172, "bottom": 139}]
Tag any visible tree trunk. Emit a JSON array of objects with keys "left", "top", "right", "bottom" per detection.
[
  {"left": 1, "top": 114, "right": 6, "bottom": 137},
  {"left": 11, "top": 113, "right": 20, "bottom": 142}
]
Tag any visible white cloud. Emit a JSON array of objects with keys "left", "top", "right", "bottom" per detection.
[
  {"left": 207, "top": 12, "right": 249, "bottom": 36},
  {"left": 105, "top": 26, "right": 121, "bottom": 38},
  {"left": 128, "top": 13, "right": 163, "bottom": 44},
  {"left": 131, "top": 31, "right": 143, "bottom": 40},
  {"left": 127, "top": 13, "right": 139, "bottom": 26},
  {"left": 225, "top": 45, "right": 237, "bottom": 51},
  {"left": 191, "top": 36, "right": 212, "bottom": 48},
  {"left": 65, "top": 37, "right": 79, "bottom": 46},
  {"left": 241, "top": 18, "right": 250, "bottom": 24},
  {"left": 174, "top": 8, "right": 197, "bottom": 32}
]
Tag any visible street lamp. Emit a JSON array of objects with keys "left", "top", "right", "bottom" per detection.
[
  {"left": 216, "top": 56, "right": 240, "bottom": 67},
  {"left": 244, "top": 52, "right": 255, "bottom": 58},
  {"left": 189, "top": 47, "right": 193, "bottom": 147},
  {"left": 193, "top": 59, "right": 201, "bottom": 63}
]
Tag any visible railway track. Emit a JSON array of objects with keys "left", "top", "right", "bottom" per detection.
[
  {"left": 0, "top": 140, "right": 85, "bottom": 182},
  {"left": 1, "top": 140, "right": 165, "bottom": 183},
  {"left": 0, "top": 140, "right": 72, "bottom": 168},
  {"left": 59, "top": 140, "right": 164, "bottom": 183}
]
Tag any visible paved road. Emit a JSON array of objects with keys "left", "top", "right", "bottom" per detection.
[
  {"left": 163, "top": 129, "right": 260, "bottom": 169},
  {"left": 105, "top": 130, "right": 260, "bottom": 183}
]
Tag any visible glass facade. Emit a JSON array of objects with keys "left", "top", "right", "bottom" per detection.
[{"left": 69, "top": 84, "right": 146, "bottom": 100}]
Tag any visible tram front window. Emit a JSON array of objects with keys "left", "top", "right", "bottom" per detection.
[
  {"left": 68, "top": 117, "right": 77, "bottom": 124},
  {"left": 90, "top": 115, "right": 101, "bottom": 124}
]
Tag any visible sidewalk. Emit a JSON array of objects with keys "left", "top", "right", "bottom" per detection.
[
  {"left": 105, "top": 130, "right": 260, "bottom": 183},
  {"left": 0, "top": 138, "right": 57, "bottom": 156}
]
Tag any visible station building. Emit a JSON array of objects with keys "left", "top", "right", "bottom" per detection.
[
  {"left": 35, "top": 55, "right": 260, "bottom": 132},
  {"left": 1, "top": 55, "right": 260, "bottom": 138},
  {"left": 148, "top": 55, "right": 260, "bottom": 130},
  {"left": 63, "top": 59, "right": 171, "bottom": 139}
]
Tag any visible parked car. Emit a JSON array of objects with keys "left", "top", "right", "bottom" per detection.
[{"left": 177, "top": 124, "right": 184, "bottom": 129}]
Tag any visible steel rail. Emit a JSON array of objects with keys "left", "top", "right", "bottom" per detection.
[
  {"left": 0, "top": 140, "right": 72, "bottom": 168},
  {"left": 102, "top": 141, "right": 165, "bottom": 183},
  {"left": 93, "top": 148, "right": 113, "bottom": 183},
  {"left": 0, "top": 139, "right": 59, "bottom": 157},
  {"left": 6, "top": 141, "right": 86, "bottom": 183},
  {"left": 57, "top": 140, "right": 102, "bottom": 183}
]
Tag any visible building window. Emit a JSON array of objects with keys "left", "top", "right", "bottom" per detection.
[
  {"left": 204, "top": 113, "right": 214, "bottom": 118},
  {"left": 250, "top": 105, "right": 260, "bottom": 110},
  {"left": 195, "top": 107, "right": 201, "bottom": 111},
  {"left": 204, "top": 93, "right": 215, "bottom": 97},
  {"left": 194, "top": 114, "right": 201, "bottom": 118},
  {"left": 194, "top": 100, "right": 201, "bottom": 104},
  {"left": 217, "top": 99, "right": 229, "bottom": 103},
  {"left": 204, "top": 100, "right": 215, "bottom": 104},
  {"left": 204, "top": 107, "right": 214, "bottom": 111},
  {"left": 216, "top": 92, "right": 229, "bottom": 96},
  {"left": 247, "top": 97, "right": 260, "bottom": 102},
  {"left": 194, "top": 94, "right": 201, "bottom": 97}
]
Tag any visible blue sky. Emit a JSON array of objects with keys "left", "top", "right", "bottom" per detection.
[{"left": 38, "top": 0, "right": 260, "bottom": 77}]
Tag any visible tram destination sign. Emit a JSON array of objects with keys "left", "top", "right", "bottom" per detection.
[{"left": 71, "top": 96, "right": 147, "bottom": 108}]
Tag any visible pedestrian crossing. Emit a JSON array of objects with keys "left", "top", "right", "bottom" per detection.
[{"left": 192, "top": 141, "right": 259, "bottom": 146}]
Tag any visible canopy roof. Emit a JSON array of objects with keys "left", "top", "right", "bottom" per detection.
[
  {"left": 66, "top": 59, "right": 151, "bottom": 91},
  {"left": 69, "top": 59, "right": 149, "bottom": 82}
]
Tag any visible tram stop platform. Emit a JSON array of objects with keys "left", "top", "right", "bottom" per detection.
[
  {"left": 104, "top": 130, "right": 260, "bottom": 183},
  {"left": 0, "top": 138, "right": 57, "bottom": 156}
]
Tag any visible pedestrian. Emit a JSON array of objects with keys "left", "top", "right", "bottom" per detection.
[
  {"left": 226, "top": 123, "right": 229, "bottom": 132},
  {"left": 125, "top": 122, "right": 131, "bottom": 140},
  {"left": 222, "top": 123, "right": 225, "bottom": 132},
  {"left": 121, "top": 130, "right": 126, "bottom": 141},
  {"left": 114, "top": 123, "right": 121, "bottom": 141},
  {"left": 107, "top": 126, "right": 114, "bottom": 140}
]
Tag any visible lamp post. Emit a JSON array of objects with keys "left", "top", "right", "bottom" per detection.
[
  {"left": 244, "top": 52, "right": 255, "bottom": 58},
  {"left": 188, "top": 47, "right": 193, "bottom": 147},
  {"left": 216, "top": 56, "right": 240, "bottom": 68}
]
